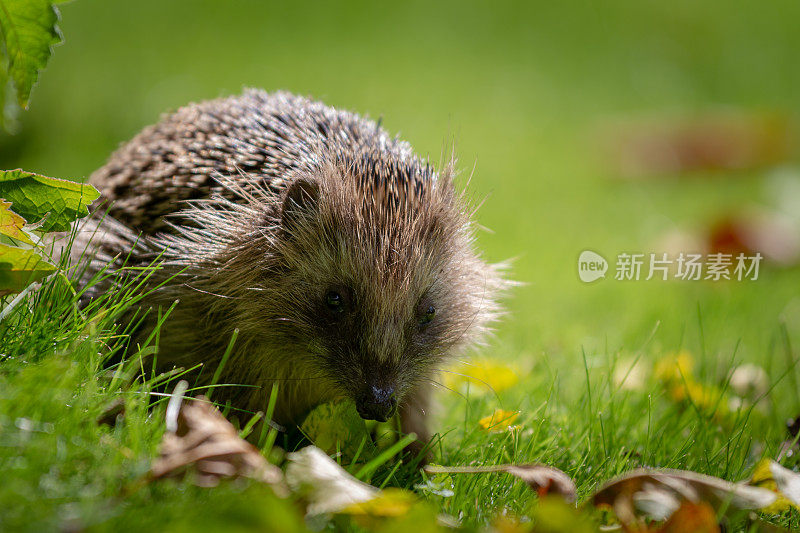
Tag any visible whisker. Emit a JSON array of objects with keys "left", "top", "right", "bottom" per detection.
[
  {"left": 424, "top": 378, "right": 467, "bottom": 403},
  {"left": 433, "top": 368, "right": 501, "bottom": 403}
]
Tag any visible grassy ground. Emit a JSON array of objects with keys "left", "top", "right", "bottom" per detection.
[{"left": 2, "top": 0, "right": 800, "bottom": 530}]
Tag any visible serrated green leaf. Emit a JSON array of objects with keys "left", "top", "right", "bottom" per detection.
[
  {"left": 0, "top": 199, "right": 33, "bottom": 244},
  {"left": 0, "top": 242, "right": 55, "bottom": 296},
  {"left": 0, "top": 0, "right": 61, "bottom": 109},
  {"left": 0, "top": 169, "right": 99, "bottom": 232}
]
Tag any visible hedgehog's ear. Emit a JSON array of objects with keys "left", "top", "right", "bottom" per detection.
[{"left": 281, "top": 178, "right": 320, "bottom": 234}]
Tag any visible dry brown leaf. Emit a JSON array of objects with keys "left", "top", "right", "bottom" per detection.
[
  {"left": 601, "top": 112, "right": 795, "bottom": 178},
  {"left": 708, "top": 212, "right": 800, "bottom": 267},
  {"left": 149, "top": 382, "right": 285, "bottom": 493},
  {"left": 505, "top": 465, "right": 577, "bottom": 503},
  {"left": 592, "top": 468, "right": 776, "bottom": 528},
  {"left": 424, "top": 463, "right": 576, "bottom": 503},
  {"left": 657, "top": 501, "right": 719, "bottom": 533}
]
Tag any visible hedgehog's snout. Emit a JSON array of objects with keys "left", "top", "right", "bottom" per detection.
[{"left": 355, "top": 384, "right": 398, "bottom": 422}]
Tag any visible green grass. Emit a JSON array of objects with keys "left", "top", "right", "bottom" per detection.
[{"left": 3, "top": 0, "right": 800, "bottom": 530}]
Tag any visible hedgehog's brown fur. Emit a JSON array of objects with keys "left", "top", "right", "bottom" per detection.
[{"left": 79, "top": 90, "right": 506, "bottom": 448}]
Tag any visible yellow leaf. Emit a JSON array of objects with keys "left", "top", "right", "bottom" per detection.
[
  {"left": 491, "top": 514, "right": 528, "bottom": 533},
  {"left": 530, "top": 496, "right": 597, "bottom": 533},
  {"left": 0, "top": 200, "right": 34, "bottom": 245},
  {"left": 340, "top": 488, "right": 417, "bottom": 517},
  {"left": 670, "top": 381, "right": 720, "bottom": 407},
  {"left": 441, "top": 358, "right": 519, "bottom": 395},
  {"left": 654, "top": 350, "right": 695, "bottom": 383},
  {"left": 667, "top": 381, "right": 730, "bottom": 424},
  {"left": 750, "top": 459, "right": 795, "bottom": 514},
  {"left": 479, "top": 409, "right": 520, "bottom": 432}
]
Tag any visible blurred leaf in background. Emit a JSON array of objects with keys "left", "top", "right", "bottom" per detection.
[{"left": 0, "top": 0, "right": 62, "bottom": 116}]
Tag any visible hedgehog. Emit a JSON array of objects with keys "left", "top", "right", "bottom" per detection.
[{"left": 77, "top": 89, "right": 506, "bottom": 450}]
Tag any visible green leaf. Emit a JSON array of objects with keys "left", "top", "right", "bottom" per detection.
[
  {"left": 0, "top": 169, "right": 99, "bottom": 232},
  {"left": 0, "top": 199, "right": 33, "bottom": 244},
  {"left": 0, "top": 0, "right": 61, "bottom": 109},
  {"left": 0, "top": 67, "right": 9, "bottom": 130},
  {"left": 300, "top": 400, "right": 374, "bottom": 460},
  {"left": 0, "top": 242, "right": 55, "bottom": 296}
]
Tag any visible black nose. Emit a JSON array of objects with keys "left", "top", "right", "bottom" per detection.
[{"left": 355, "top": 385, "right": 398, "bottom": 422}]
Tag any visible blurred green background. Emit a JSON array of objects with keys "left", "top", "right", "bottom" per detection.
[{"left": 3, "top": 0, "right": 800, "bottom": 403}]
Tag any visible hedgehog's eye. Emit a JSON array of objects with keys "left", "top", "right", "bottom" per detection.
[
  {"left": 418, "top": 305, "right": 436, "bottom": 328},
  {"left": 325, "top": 291, "right": 345, "bottom": 313}
]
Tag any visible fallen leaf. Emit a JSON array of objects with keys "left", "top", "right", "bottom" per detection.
[
  {"left": 479, "top": 409, "right": 520, "bottom": 432},
  {"left": 491, "top": 514, "right": 530, "bottom": 533},
  {"left": 424, "top": 463, "right": 576, "bottom": 503},
  {"left": 708, "top": 212, "right": 800, "bottom": 267},
  {"left": 300, "top": 399, "right": 373, "bottom": 459},
  {"left": 505, "top": 465, "right": 578, "bottom": 503},
  {"left": 285, "top": 444, "right": 426, "bottom": 525},
  {"left": 364, "top": 501, "right": 452, "bottom": 533},
  {"left": 285, "top": 445, "right": 379, "bottom": 515},
  {"left": 341, "top": 488, "right": 418, "bottom": 517},
  {"left": 592, "top": 468, "right": 776, "bottom": 527},
  {"left": 150, "top": 382, "right": 284, "bottom": 492},
  {"left": 750, "top": 459, "right": 800, "bottom": 514},
  {"left": 528, "top": 496, "right": 597, "bottom": 533},
  {"left": 768, "top": 461, "right": 800, "bottom": 507},
  {"left": 729, "top": 364, "right": 769, "bottom": 399},
  {"left": 750, "top": 460, "right": 793, "bottom": 514},
  {"left": 657, "top": 501, "right": 719, "bottom": 533},
  {"left": 601, "top": 112, "right": 794, "bottom": 178}
]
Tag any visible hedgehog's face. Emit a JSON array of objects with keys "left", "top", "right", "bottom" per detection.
[
  {"left": 273, "top": 168, "right": 502, "bottom": 422},
  {"left": 301, "top": 280, "right": 447, "bottom": 422},
  {"left": 297, "top": 255, "right": 480, "bottom": 424}
]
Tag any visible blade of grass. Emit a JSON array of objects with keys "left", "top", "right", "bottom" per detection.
[
  {"left": 259, "top": 383, "right": 281, "bottom": 454},
  {"left": 354, "top": 433, "right": 417, "bottom": 482},
  {"left": 207, "top": 328, "right": 239, "bottom": 401}
]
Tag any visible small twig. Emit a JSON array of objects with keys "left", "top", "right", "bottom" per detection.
[{"left": 0, "top": 282, "right": 39, "bottom": 323}]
